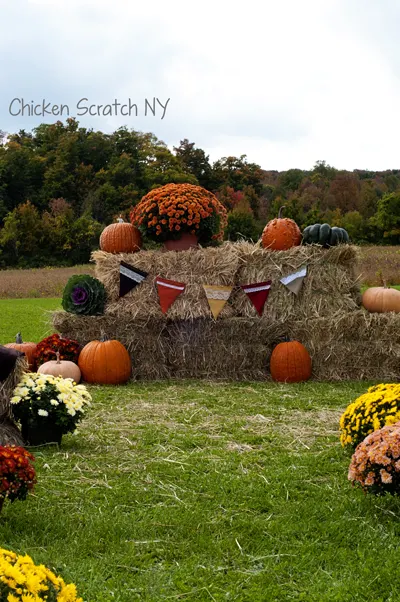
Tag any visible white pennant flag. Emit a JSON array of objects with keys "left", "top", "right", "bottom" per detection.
[{"left": 280, "top": 265, "right": 307, "bottom": 295}]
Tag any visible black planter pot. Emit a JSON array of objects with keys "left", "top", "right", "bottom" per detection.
[{"left": 21, "top": 422, "right": 63, "bottom": 446}]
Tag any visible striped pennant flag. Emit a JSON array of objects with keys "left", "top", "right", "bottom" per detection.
[
  {"left": 119, "top": 261, "right": 148, "bottom": 297},
  {"left": 241, "top": 280, "right": 272, "bottom": 316},
  {"left": 203, "top": 285, "right": 233, "bottom": 320},
  {"left": 280, "top": 265, "right": 307, "bottom": 295},
  {"left": 156, "top": 276, "right": 186, "bottom": 314}
]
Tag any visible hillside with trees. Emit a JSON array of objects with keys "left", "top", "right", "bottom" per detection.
[{"left": 0, "top": 118, "right": 399, "bottom": 267}]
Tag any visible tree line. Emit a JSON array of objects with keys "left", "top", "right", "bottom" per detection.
[{"left": 0, "top": 118, "right": 399, "bottom": 267}]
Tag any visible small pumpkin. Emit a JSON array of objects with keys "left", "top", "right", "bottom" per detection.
[
  {"left": 37, "top": 351, "right": 81, "bottom": 383},
  {"left": 261, "top": 206, "right": 301, "bottom": 251},
  {"left": 302, "top": 223, "right": 350, "bottom": 247},
  {"left": 4, "top": 333, "right": 37, "bottom": 371},
  {"left": 100, "top": 216, "right": 142, "bottom": 254},
  {"left": 362, "top": 284, "right": 400, "bottom": 313},
  {"left": 270, "top": 340, "right": 312, "bottom": 383},
  {"left": 78, "top": 335, "right": 131, "bottom": 385}
]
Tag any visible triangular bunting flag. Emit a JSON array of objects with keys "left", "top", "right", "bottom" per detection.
[
  {"left": 241, "top": 280, "right": 272, "bottom": 316},
  {"left": 156, "top": 276, "right": 186, "bottom": 314},
  {"left": 203, "top": 285, "right": 233, "bottom": 320},
  {"left": 119, "top": 261, "right": 148, "bottom": 297},
  {"left": 280, "top": 265, "right": 307, "bottom": 295}
]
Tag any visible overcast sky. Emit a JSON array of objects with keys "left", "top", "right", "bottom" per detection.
[{"left": 1, "top": 0, "right": 399, "bottom": 171}]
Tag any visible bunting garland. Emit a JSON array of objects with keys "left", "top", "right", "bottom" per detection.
[
  {"left": 280, "top": 265, "right": 307, "bottom": 295},
  {"left": 241, "top": 281, "right": 272, "bottom": 316},
  {"left": 203, "top": 285, "right": 233, "bottom": 320},
  {"left": 156, "top": 276, "right": 186, "bottom": 314},
  {"left": 119, "top": 261, "right": 148, "bottom": 297},
  {"left": 116, "top": 264, "right": 310, "bottom": 312}
]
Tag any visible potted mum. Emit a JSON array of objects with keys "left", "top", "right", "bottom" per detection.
[
  {"left": 11, "top": 373, "right": 91, "bottom": 445},
  {"left": 130, "top": 183, "right": 228, "bottom": 251},
  {"left": 0, "top": 547, "right": 83, "bottom": 601},
  {"left": 0, "top": 446, "right": 36, "bottom": 512}
]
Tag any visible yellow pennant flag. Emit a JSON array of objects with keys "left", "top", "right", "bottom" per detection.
[{"left": 203, "top": 285, "right": 233, "bottom": 319}]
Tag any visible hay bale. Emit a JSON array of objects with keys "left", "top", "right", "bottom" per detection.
[
  {"left": 93, "top": 243, "right": 241, "bottom": 320},
  {"left": 233, "top": 243, "right": 361, "bottom": 320},
  {"left": 92, "top": 242, "right": 361, "bottom": 322},
  {"left": 52, "top": 309, "right": 400, "bottom": 382},
  {"left": 290, "top": 311, "right": 400, "bottom": 381},
  {"left": 0, "top": 354, "right": 27, "bottom": 446}
]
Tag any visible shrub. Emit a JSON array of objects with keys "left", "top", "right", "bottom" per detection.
[
  {"left": 348, "top": 422, "right": 400, "bottom": 495},
  {"left": 0, "top": 446, "right": 36, "bottom": 505},
  {"left": 130, "top": 183, "right": 227, "bottom": 244},
  {"left": 0, "top": 547, "right": 83, "bottom": 601},
  {"left": 35, "top": 334, "right": 81, "bottom": 367},
  {"left": 339, "top": 383, "right": 400, "bottom": 448},
  {"left": 11, "top": 373, "right": 92, "bottom": 436}
]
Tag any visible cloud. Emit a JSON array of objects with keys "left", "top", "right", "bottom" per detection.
[{"left": 1, "top": 0, "right": 399, "bottom": 170}]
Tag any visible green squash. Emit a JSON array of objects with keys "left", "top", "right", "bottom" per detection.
[{"left": 302, "top": 223, "right": 350, "bottom": 248}]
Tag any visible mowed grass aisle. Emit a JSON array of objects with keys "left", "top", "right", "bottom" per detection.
[{"left": 2, "top": 300, "right": 400, "bottom": 600}]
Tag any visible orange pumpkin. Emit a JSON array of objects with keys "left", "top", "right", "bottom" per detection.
[
  {"left": 100, "top": 216, "right": 142, "bottom": 254},
  {"left": 270, "top": 340, "right": 312, "bottom": 383},
  {"left": 362, "top": 285, "right": 400, "bottom": 313},
  {"left": 78, "top": 335, "right": 132, "bottom": 385},
  {"left": 38, "top": 351, "right": 81, "bottom": 383},
  {"left": 262, "top": 206, "right": 301, "bottom": 251},
  {"left": 4, "top": 333, "right": 37, "bottom": 371}
]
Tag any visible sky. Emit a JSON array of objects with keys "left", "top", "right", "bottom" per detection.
[{"left": 1, "top": 0, "right": 400, "bottom": 171}]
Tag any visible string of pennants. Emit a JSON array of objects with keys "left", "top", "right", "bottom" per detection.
[{"left": 119, "top": 261, "right": 308, "bottom": 320}]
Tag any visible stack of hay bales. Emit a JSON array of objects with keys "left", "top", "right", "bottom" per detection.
[{"left": 52, "top": 242, "right": 400, "bottom": 381}]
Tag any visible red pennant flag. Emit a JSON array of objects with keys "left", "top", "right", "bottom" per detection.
[
  {"left": 241, "top": 280, "right": 272, "bottom": 316},
  {"left": 156, "top": 276, "right": 186, "bottom": 314}
]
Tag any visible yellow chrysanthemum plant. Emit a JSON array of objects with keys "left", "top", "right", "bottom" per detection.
[
  {"left": 0, "top": 547, "right": 83, "bottom": 601},
  {"left": 10, "top": 373, "right": 91, "bottom": 445},
  {"left": 339, "top": 383, "right": 400, "bottom": 449}
]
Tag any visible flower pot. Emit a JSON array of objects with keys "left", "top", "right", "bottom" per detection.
[
  {"left": 163, "top": 232, "right": 198, "bottom": 252},
  {"left": 21, "top": 422, "right": 63, "bottom": 446}
]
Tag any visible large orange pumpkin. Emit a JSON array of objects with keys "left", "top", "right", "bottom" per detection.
[
  {"left": 362, "top": 285, "right": 400, "bottom": 313},
  {"left": 78, "top": 335, "right": 132, "bottom": 385},
  {"left": 4, "top": 333, "right": 37, "bottom": 371},
  {"left": 262, "top": 206, "right": 301, "bottom": 251},
  {"left": 100, "top": 216, "right": 142, "bottom": 254},
  {"left": 270, "top": 340, "right": 312, "bottom": 383}
]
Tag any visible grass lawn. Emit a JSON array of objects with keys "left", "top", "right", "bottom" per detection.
[
  {"left": 1, "top": 381, "right": 400, "bottom": 601},
  {"left": 0, "top": 298, "right": 61, "bottom": 344},
  {"left": 2, "top": 299, "right": 400, "bottom": 600}
]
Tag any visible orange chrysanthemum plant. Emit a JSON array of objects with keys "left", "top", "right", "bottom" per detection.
[{"left": 130, "top": 183, "right": 228, "bottom": 245}]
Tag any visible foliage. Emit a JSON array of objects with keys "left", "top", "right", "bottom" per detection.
[
  {"left": 0, "top": 446, "right": 36, "bottom": 504},
  {"left": 11, "top": 372, "right": 91, "bottom": 435},
  {"left": 62, "top": 274, "right": 106, "bottom": 315},
  {"left": 225, "top": 205, "right": 261, "bottom": 242},
  {"left": 339, "top": 383, "right": 400, "bottom": 448},
  {"left": 0, "top": 547, "right": 82, "bottom": 601},
  {"left": 34, "top": 334, "right": 81, "bottom": 367},
  {"left": 348, "top": 422, "right": 400, "bottom": 495},
  {"left": 1, "top": 119, "right": 400, "bottom": 268},
  {"left": 131, "top": 183, "right": 228, "bottom": 244}
]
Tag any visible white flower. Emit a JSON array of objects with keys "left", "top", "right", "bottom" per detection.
[
  {"left": 19, "top": 387, "right": 30, "bottom": 397},
  {"left": 50, "top": 399, "right": 59, "bottom": 406},
  {"left": 38, "top": 409, "right": 49, "bottom": 417},
  {"left": 11, "top": 396, "right": 21, "bottom": 404}
]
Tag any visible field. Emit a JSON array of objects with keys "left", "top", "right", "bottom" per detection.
[{"left": 1, "top": 248, "right": 400, "bottom": 601}]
